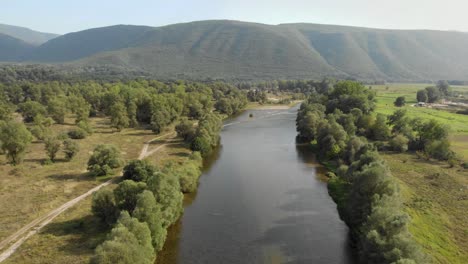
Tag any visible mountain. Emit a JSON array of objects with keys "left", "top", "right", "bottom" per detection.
[
  {"left": 27, "top": 25, "right": 153, "bottom": 62},
  {"left": 5, "top": 20, "right": 468, "bottom": 81},
  {"left": 0, "top": 33, "right": 35, "bottom": 61},
  {"left": 0, "top": 23, "right": 58, "bottom": 45}
]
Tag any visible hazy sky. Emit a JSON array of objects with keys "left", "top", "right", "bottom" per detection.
[{"left": 2, "top": 0, "right": 468, "bottom": 34}]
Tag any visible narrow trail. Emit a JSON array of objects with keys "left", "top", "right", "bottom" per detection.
[{"left": 0, "top": 132, "right": 175, "bottom": 262}]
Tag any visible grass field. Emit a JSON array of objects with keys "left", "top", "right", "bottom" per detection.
[{"left": 373, "top": 84, "right": 468, "bottom": 263}]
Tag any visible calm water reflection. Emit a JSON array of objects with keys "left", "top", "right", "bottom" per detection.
[{"left": 157, "top": 107, "right": 355, "bottom": 264}]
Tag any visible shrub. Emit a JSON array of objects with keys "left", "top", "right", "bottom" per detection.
[
  {"left": 462, "top": 162, "right": 468, "bottom": 169},
  {"left": 87, "top": 144, "right": 124, "bottom": 176},
  {"left": 425, "top": 140, "right": 454, "bottom": 161},
  {"left": 68, "top": 128, "right": 87, "bottom": 139},
  {"left": 448, "top": 158, "right": 458, "bottom": 168},
  {"left": 77, "top": 120, "right": 93, "bottom": 134},
  {"left": 389, "top": 134, "right": 409, "bottom": 152},
  {"left": 63, "top": 139, "right": 79, "bottom": 161}
]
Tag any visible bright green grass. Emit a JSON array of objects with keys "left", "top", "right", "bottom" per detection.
[
  {"left": 372, "top": 84, "right": 468, "bottom": 159},
  {"left": 384, "top": 153, "right": 468, "bottom": 264}
]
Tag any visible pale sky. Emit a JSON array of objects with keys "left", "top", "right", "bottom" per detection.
[{"left": 2, "top": 0, "right": 468, "bottom": 34}]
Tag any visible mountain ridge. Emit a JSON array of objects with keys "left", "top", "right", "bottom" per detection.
[
  {"left": 0, "top": 23, "right": 58, "bottom": 45},
  {"left": 3, "top": 20, "right": 468, "bottom": 81}
]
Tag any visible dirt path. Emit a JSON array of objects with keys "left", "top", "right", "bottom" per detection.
[{"left": 0, "top": 132, "right": 175, "bottom": 262}]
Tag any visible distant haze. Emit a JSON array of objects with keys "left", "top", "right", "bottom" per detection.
[{"left": 2, "top": 0, "right": 468, "bottom": 34}]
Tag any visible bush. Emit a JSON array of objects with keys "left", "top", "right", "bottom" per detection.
[
  {"left": 77, "top": 120, "right": 93, "bottom": 134},
  {"left": 389, "top": 135, "right": 409, "bottom": 152},
  {"left": 425, "top": 140, "right": 454, "bottom": 161},
  {"left": 123, "top": 160, "right": 157, "bottom": 182},
  {"left": 462, "top": 162, "right": 468, "bottom": 169},
  {"left": 68, "top": 128, "right": 87, "bottom": 139},
  {"left": 87, "top": 144, "right": 124, "bottom": 176},
  {"left": 63, "top": 139, "right": 79, "bottom": 161}
]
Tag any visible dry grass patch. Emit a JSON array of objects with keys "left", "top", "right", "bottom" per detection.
[{"left": 0, "top": 117, "right": 155, "bottom": 242}]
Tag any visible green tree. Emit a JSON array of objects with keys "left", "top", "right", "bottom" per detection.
[
  {"left": 147, "top": 172, "right": 183, "bottom": 228},
  {"left": 0, "top": 121, "right": 33, "bottom": 165},
  {"left": 394, "top": 96, "right": 406, "bottom": 107},
  {"left": 175, "top": 118, "right": 196, "bottom": 142},
  {"left": 416, "top": 90, "right": 428, "bottom": 103},
  {"left": 18, "top": 100, "right": 47, "bottom": 122},
  {"left": 87, "top": 144, "right": 124, "bottom": 176},
  {"left": 91, "top": 189, "right": 119, "bottom": 226},
  {"left": 371, "top": 114, "right": 391, "bottom": 141},
  {"left": 44, "top": 136, "right": 61, "bottom": 162},
  {"left": 133, "top": 190, "right": 167, "bottom": 251},
  {"left": 114, "top": 180, "right": 147, "bottom": 212},
  {"left": 63, "top": 139, "right": 79, "bottom": 160},
  {"left": 68, "top": 95, "right": 90, "bottom": 123},
  {"left": 436, "top": 80, "right": 451, "bottom": 96},
  {"left": 326, "top": 81, "right": 376, "bottom": 114},
  {"left": 110, "top": 102, "right": 130, "bottom": 132},
  {"left": 123, "top": 160, "right": 157, "bottom": 182},
  {"left": 47, "top": 97, "right": 67, "bottom": 124},
  {"left": 91, "top": 212, "right": 154, "bottom": 264},
  {"left": 425, "top": 86, "right": 441, "bottom": 103},
  {"left": 0, "top": 102, "right": 12, "bottom": 121}
]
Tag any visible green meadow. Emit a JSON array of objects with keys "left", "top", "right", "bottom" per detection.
[
  {"left": 372, "top": 83, "right": 468, "bottom": 159},
  {"left": 372, "top": 84, "right": 468, "bottom": 263}
]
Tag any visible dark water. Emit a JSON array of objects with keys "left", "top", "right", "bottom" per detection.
[{"left": 157, "top": 107, "right": 355, "bottom": 264}]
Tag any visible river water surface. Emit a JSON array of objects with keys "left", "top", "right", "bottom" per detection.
[{"left": 157, "top": 107, "right": 355, "bottom": 264}]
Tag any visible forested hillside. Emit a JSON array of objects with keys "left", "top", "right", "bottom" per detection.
[{"left": 2, "top": 20, "right": 468, "bottom": 81}]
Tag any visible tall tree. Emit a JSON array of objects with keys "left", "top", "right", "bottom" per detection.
[
  {"left": 0, "top": 121, "right": 33, "bottom": 165},
  {"left": 110, "top": 102, "right": 130, "bottom": 131}
]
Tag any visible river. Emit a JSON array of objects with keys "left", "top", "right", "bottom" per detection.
[{"left": 157, "top": 106, "right": 355, "bottom": 264}]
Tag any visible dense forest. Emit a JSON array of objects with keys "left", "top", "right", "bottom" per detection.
[{"left": 295, "top": 80, "right": 459, "bottom": 264}]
